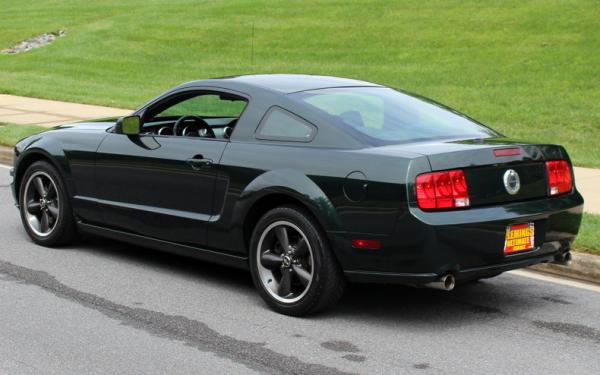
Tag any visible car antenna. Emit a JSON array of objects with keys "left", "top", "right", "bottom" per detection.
[{"left": 251, "top": 20, "right": 255, "bottom": 72}]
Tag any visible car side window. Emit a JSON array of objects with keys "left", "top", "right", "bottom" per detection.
[
  {"left": 256, "top": 107, "right": 316, "bottom": 142},
  {"left": 156, "top": 94, "right": 246, "bottom": 118}
]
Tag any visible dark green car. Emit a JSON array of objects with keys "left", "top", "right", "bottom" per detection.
[{"left": 10, "top": 74, "right": 583, "bottom": 316}]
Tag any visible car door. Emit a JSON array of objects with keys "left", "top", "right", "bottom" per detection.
[{"left": 94, "top": 89, "right": 248, "bottom": 247}]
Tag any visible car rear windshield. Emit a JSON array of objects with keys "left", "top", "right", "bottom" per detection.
[{"left": 290, "top": 87, "right": 499, "bottom": 144}]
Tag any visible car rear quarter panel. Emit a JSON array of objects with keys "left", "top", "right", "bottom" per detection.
[
  {"left": 208, "top": 141, "right": 428, "bottom": 262},
  {"left": 326, "top": 141, "right": 584, "bottom": 274}
]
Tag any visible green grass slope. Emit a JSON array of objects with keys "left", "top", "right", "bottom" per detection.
[
  {"left": 574, "top": 213, "right": 600, "bottom": 255},
  {"left": 0, "top": 0, "right": 598, "bottom": 167},
  {"left": 0, "top": 123, "right": 46, "bottom": 147}
]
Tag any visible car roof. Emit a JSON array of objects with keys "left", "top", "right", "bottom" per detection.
[{"left": 184, "top": 74, "right": 382, "bottom": 94}]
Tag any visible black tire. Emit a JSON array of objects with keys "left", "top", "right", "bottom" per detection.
[
  {"left": 249, "top": 205, "right": 346, "bottom": 316},
  {"left": 19, "top": 160, "right": 77, "bottom": 246}
]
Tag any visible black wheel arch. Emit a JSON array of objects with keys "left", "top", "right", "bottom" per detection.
[
  {"left": 14, "top": 149, "right": 70, "bottom": 203},
  {"left": 240, "top": 189, "right": 343, "bottom": 267}
]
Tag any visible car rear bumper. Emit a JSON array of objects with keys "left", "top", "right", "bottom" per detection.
[
  {"left": 330, "top": 190, "right": 584, "bottom": 285},
  {"left": 344, "top": 243, "right": 560, "bottom": 284}
]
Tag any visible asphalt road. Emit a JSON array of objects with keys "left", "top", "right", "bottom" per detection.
[{"left": 0, "top": 165, "right": 599, "bottom": 375}]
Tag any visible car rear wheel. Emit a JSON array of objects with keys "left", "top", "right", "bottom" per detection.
[
  {"left": 249, "top": 205, "right": 345, "bottom": 316},
  {"left": 19, "top": 161, "right": 77, "bottom": 246}
]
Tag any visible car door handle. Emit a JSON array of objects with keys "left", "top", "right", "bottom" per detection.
[{"left": 186, "top": 155, "right": 213, "bottom": 170}]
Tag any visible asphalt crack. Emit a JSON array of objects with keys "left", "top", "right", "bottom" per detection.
[
  {"left": 320, "top": 340, "right": 360, "bottom": 353},
  {"left": 533, "top": 320, "right": 600, "bottom": 344},
  {"left": 0, "top": 259, "right": 354, "bottom": 375},
  {"left": 341, "top": 354, "right": 366, "bottom": 363},
  {"left": 321, "top": 340, "right": 366, "bottom": 363},
  {"left": 540, "top": 296, "right": 572, "bottom": 305}
]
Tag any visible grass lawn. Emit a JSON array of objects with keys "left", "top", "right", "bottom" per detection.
[
  {"left": 573, "top": 213, "right": 600, "bottom": 255},
  {"left": 0, "top": 1, "right": 599, "bottom": 167},
  {"left": 0, "top": 123, "right": 46, "bottom": 147}
]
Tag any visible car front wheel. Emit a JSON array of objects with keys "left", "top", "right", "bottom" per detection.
[
  {"left": 19, "top": 161, "right": 77, "bottom": 246},
  {"left": 249, "top": 205, "right": 345, "bottom": 316}
]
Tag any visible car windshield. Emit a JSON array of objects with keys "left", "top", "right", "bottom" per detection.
[{"left": 291, "top": 87, "right": 499, "bottom": 144}]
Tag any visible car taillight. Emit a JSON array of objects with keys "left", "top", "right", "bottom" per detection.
[
  {"left": 416, "top": 169, "right": 470, "bottom": 210},
  {"left": 546, "top": 160, "right": 572, "bottom": 196}
]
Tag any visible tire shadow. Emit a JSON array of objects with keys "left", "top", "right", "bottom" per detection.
[
  {"left": 68, "top": 234, "right": 551, "bottom": 327},
  {"left": 72, "top": 234, "right": 255, "bottom": 293}
]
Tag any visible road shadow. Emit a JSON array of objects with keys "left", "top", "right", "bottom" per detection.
[
  {"left": 71, "top": 234, "right": 255, "bottom": 293},
  {"left": 326, "top": 274, "right": 569, "bottom": 329},
  {"left": 66, "top": 234, "right": 556, "bottom": 327}
]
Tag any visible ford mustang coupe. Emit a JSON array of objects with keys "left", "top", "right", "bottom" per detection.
[{"left": 10, "top": 74, "right": 583, "bottom": 315}]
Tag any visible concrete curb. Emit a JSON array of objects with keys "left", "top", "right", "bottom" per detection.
[
  {"left": 529, "top": 251, "right": 600, "bottom": 285},
  {"left": 0, "top": 145, "right": 12, "bottom": 166}
]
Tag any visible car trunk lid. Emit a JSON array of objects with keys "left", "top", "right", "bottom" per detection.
[{"left": 397, "top": 137, "right": 570, "bottom": 207}]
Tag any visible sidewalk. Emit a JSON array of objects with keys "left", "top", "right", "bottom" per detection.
[
  {"left": 0, "top": 94, "right": 131, "bottom": 127},
  {"left": 575, "top": 167, "right": 600, "bottom": 215},
  {"left": 0, "top": 94, "right": 598, "bottom": 214}
]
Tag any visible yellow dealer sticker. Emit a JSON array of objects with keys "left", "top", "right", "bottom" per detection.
[{"left": 504, "top": 223, "right": 535, "bottom": 254}]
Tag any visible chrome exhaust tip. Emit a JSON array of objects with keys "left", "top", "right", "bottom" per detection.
[
  {"left": 424, "top": 274, "right": 455, "bottom": 291},
  {"left": 564, "top": 252, "right": 572, "bottom": 266},
  {"left": 553, "top": 251, "right": 572, "bottom": 266}
]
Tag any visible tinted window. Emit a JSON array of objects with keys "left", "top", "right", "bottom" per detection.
[
  {"left": 157, "top": 94, "right": 246, "bottom": 118},
  {"left": 257, "top": 107, "right": 316, "bottom": 141},
  {"left": 291, "top": 87, "right": 498, "bottom": 144}
]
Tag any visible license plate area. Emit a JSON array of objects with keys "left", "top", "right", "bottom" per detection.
[{"left": 504, "top": 223, "right": 535, "bottom": 255}]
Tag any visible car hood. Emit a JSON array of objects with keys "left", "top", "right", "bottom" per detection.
[
  {"left": 52, "top": 117, "right": 120, "bottom": 132},
  {"left": 14, "top": 118, "right": 119, "bottom": 153}
]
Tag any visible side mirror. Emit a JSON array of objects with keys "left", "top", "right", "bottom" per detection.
[{"left": 119, "top": 115, "right": 141, "bottom": 135}]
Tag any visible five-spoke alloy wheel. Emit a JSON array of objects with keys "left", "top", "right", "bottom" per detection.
[
  {"left": 22, "top": 171, "right": 60, "bottom": 237},
  {"left": 250, "top": 205, "right": 345, "bottom": 316},
  {"left": 19, "top": 161, "right": 77, "bottom": 246},
  {"left": 256, "top": 221, "right": 314, "bottom": 303}
]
